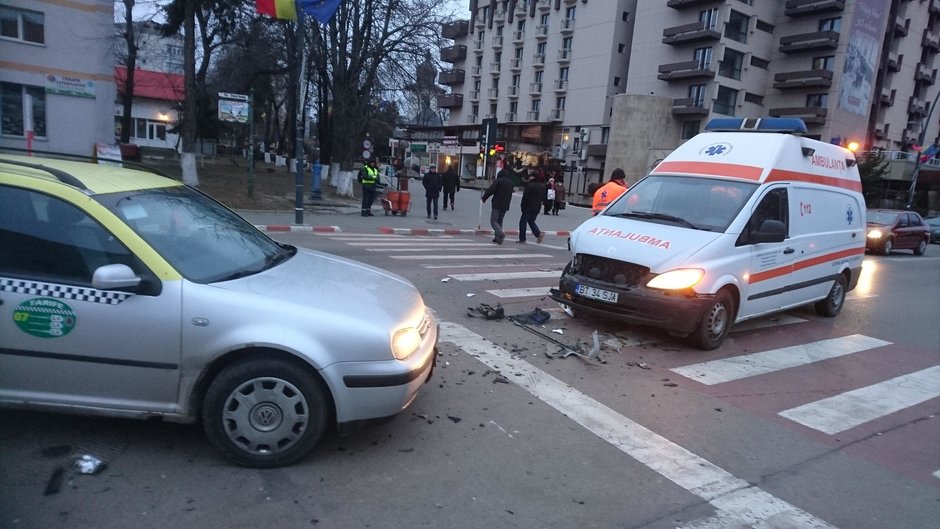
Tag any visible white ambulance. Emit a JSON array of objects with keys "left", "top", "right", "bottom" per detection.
[{"left": 550, "top": 118, "right": 866, "bottom": 349}]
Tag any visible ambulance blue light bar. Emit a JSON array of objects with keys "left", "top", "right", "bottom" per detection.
[{"left": 705, "top": 117, "right": 808, "bottom": 134}]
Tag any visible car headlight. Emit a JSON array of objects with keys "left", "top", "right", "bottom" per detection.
[
  {"left": 646, "top": 269, "right": 704, "bottom": 290},
  {"left": 867, "top": 230, "right": 883, "bottom": 239},
  {"left": 391, "top": 327, "right": 421, "bottom": 360}
]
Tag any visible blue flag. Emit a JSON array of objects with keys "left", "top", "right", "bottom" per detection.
[{"left": 299, "top": 0, "right": 341, "bottom": 24}]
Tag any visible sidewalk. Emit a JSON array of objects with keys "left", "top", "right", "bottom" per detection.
[{"left": 238, "top": 179, "right": 593, "bottom": 237}]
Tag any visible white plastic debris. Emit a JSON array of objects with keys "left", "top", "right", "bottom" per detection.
[
  {"left": 441, "top": 277, "right": 451, "bottom": 282},
  {"left": 551, "top": 329, "right": 564, "bottom": 335},
  {"left": 74, "top": 455, "right": 106, "bottom": 475},
  {"left": 466, "top": 293, "right": 476, "bottom": 297},
  {"left": 562, "top": 305, "right": 575, "bottom": 318}
]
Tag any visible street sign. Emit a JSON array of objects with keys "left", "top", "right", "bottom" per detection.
[{"left": 218, "top": 92, "right": 249, "bottom": 101}]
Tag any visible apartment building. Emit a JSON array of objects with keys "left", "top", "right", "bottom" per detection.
[
  {"left": 436, "top": 0, "right": 939, "bottom": 210},
  {"left": 1, "top": 0, "right": 116, "bottom": 156}
]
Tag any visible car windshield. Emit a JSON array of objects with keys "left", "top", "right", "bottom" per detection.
[
  {"left": 868, "top": 211, "right": 899, "bottom": 225},
  {"left": 603, "top": 175, "right": 757, "bottom": 232},
  {"left": 95, "top": 186, "right": 294, "bottom": 283}
]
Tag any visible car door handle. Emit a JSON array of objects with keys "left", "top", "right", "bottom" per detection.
[{"left": 783, "top": 247, "right": 795, "bottom": 254}]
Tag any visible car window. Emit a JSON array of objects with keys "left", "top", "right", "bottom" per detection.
[
  {"left": 0, "top": 185, "right": 136, "bottom": 286},
  {"left": 868, "top": 211, "right": 898, "bottom": 225},
  {"left": 909, "top": 214, "right": 923, "bottom": 227},
  {"left": 898, "top": 214, "right": 909, "bottom": 227},
  {"left": 95, "top": 186, "right": 291, "bottom": 283}
]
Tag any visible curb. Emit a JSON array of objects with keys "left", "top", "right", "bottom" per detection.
[{"left": 378, "top": 227, "right": 571, "bottom": 237}]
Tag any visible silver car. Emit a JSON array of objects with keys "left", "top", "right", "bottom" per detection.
[{"left": 0, "top": 154, "right": 438, "bottom": 467}]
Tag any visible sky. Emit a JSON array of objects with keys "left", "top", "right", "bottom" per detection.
[{"left": 116, "top": 0, "right": 470, "bottom": 23}]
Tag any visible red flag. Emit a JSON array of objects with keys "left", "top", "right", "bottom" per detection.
[{"left": 256, "top": 0, "right": 297, "bottom": 20}]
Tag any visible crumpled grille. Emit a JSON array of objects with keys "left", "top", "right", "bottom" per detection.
[{"left": 573, "top": 254, "right": 650, "bottom": 288}]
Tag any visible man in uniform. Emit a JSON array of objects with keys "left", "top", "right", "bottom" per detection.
[
  {"left": 592, "top": 168, "right": 627, "bottom": 215},
  {"left": 358, "top": 159, "right": 380, "bottom": 216}
]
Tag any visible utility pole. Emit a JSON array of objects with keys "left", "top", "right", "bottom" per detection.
[{"left": 907, "top": 89, "right": 940, "bottom": 209}]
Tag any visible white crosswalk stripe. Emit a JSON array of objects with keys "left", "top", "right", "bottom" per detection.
[
  {"left": 449, "top": 271, "right": 562, "bottom": 281},
  {"left": 486, "top": 286, "right": 553, "bottom": 298},
  {"left": 778, "top": 365, "right": 940, "bottom": 434}
]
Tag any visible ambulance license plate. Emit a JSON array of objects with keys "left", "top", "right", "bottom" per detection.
[{"left": 576, "top": 284, "right": 619, "bottom": 303}]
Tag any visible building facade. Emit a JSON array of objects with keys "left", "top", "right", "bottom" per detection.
[
  {"left": 1, "top": 0, "right": 116, "bottom": 156},
  {"left": 435, "top": 0, "right": 939, "bottom": 211}
]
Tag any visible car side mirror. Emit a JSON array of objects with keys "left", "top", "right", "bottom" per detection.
[
  {"left": 92, "top": 264, "right": 141, "bottom": 291},
  {"left": 751, "top": 219, "right": 787, "bottom": 244}
]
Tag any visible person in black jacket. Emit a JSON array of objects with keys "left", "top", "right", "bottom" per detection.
[
  {"left": 422, "top": 164, "right": 443, "bottom": 219},
  {"left": 441, "top": 164, "right": 460, "bottom": 210},
  {"left": 518, "top": 170, "right": 546, "bottom": 244},
  {"left": 481, "top": 168, "right": 514, "bottom": 244}
]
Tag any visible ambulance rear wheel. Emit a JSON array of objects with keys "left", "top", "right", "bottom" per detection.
[
  {"left": 689, "top": 289, "right": 734, "bottom": 350},
  {"left": 814, "top": 274, "right": 846, "bottom": 317}
]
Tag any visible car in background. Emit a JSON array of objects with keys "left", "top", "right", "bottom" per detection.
[
  {"left": 926, "top": 216, "right": 940, "bottom": 244},
  {"left": 0, "top": 153, "right": 438, "bottom": 468},
  {"left": 865, "top": 209, "right": 930, "bottom": 255}
]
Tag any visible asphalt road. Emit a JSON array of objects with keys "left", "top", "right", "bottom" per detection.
[{"left": 1, "top": 188, "right": 938, "bottom": 529}]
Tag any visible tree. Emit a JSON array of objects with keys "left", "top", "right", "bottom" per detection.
[
  {"left": 857, "top": 150, "right": 892, "bottom": 207},
  {"left": 116, "top": 0, "right": 139, "bottom": 145}
]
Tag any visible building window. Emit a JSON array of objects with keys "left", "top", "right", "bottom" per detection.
[
  {"left": 718, "top": 48, "right": 744, "bottom": 80},
  {"left": 694, "top": 47, "right": 712, "bottom": 69},
  {"left": 699, "top": 8, "right": 719, "bottom": 30},
  {"left": 689, "top": 84, "right": 707, "bottom": 107},
  {"left": 743, "top": 92, "right": 764, "bottom": 105},
  {"left": 1, "top": 82, "right": 46, "bottom": 137},
  {"left": 750, "top": 56, "right": 769, "bottom": 69},
  {"left": 531, "top": 99, "right": 540, "bottom": 112},
  {"left": 806, "top": 93, "right": 828, "bottom": 107},
  {"left": 559, "top": 67, "right": 569, "bottom": 81},
  {"left": 755, "top": 19, "right": 774, "bottom": 33},
  {"left": 622, "top": 12, "right": 630, "bottom": 22},
  {"left": 682, "top": 121, "right": 701, "bottom": 139},
  {"left": 0, "top": 6, "right": 44, "bottom": 44},
  {"left": 812, "top": 55, "right": 835, "bottom": 71},
  {"left": 562, "top": 36, "right": 572, "bottom": 51},
  {"left": 714, "top": 86, "right": 739, "bottom": 116},
  {"left": 819, "top": 17, "right": 841, "bottom": 32},
  {"left": 725, "top": 10, "right": 748, "bottom": 43},
  {"left": 540, "top": 13, "right": 549, "bottom": 25},
  {"left": 512, "top": 74, "right": 520, "bottom": 87},
  {"left": 510, "top": 101, "right": 518, "bottom": 114},
  {"left": 565, "top": 6, "right": 576, "bottom": 19},
  {"left": 556, "top": 96, "right": 566, "bottom": 110},
  {"left": 536, "top": 42, "right": 546, "bottom": 55},
  {"left": 618, "top": 43, "right": 625, "bottom": 53},
  {"left": 534, "top": 70, "right": 543, "bottom": 84},
  {"left": 613, "top": 76, "right": 621, "bottom": 86}
]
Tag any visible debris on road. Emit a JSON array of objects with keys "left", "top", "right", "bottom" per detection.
[
  {"left": 468, "top": 303, "right": 505, "bottom": 320},
  {"left": 43, "top": 467, "right": 64, "bottom": 496},
  {"left": 508, "top": 307, "right": 550, "bottom": 325},
  {"left": 74, "top": 454, "right": 106, "bottom": 475}
]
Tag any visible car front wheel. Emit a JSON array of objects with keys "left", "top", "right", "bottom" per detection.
[
  {"left": 202, "top": 358, "right": 329, "bottom": 468},
  {"left": 913, "top": 239, "right": 927, "bottom": 256},
  {"left": 815, "top": 274, "right": 847, "bottom": 317},
  {"left": 881, "top": 238, "right": 893, "bottom": 255},
  {"left": 689, "top": 289, "right": 735, "bottom": 350}
]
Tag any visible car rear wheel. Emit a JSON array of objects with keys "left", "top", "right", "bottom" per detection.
[
  {"left": 913, "top": 239, "right": 927, "bottom": 256},
  {"left": 881, "top": 239, "right": 893, "bottom": 255},
  {"left": 689, "top": 289, "right": 734, "bottom": 350},
  {"left": 815, "top": 273, "right": 847, "bottom": 317},
  {"left": 203, "top": 358, "right": 329, "bottom": 468}
]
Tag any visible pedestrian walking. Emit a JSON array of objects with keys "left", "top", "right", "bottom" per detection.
[
  {"left": 552, "top": 178, "right": 566, "bottom": 215},
  {"left": 358, "top": 159, "right": 380, "bottom": 216},
  {"left": 442, "top": 164, "right": 460, "bottom": 210},
  {"left": 592, "top": 168, "right": 628, "bottom": 215},
  {"left": 481, "top": 168, "right": 514, "bottom": 244},
  {"left": 544, "top": 177, "right": 556, "bottom": 215},
  {"left": 518, "top": 171, "right": 546, "bottom": 244},
  {"left": 422, "top": 164, "right": 443, "bottom": 219}
]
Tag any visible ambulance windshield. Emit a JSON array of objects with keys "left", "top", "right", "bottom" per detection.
[{"left": 604, "top": 175, "right": 758, "bottom": 233}]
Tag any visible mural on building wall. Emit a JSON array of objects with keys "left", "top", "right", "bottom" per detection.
[{"left": 838, "top": 0, "right": 889, "bottom": 116}]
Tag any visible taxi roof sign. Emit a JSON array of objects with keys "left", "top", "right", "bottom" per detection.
[{"left": 705, "top": 117, "right": 807, "bottom": 134}]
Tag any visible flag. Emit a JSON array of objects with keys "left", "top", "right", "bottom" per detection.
[
  {"left": 919, "top": 143, "right": 938, "bottom": 163},
  {"left": 299, "top": 0, "right": 342, "bottom": 24},
  {"left": 256, "top": 0, "right": 297, "bottom": 20}
]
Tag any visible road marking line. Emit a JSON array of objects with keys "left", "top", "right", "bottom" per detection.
[
  {"left": 350, "top": 242, "right": 482, "bottom": 246},
  {"left": 778, "top": 365, "right": 940, "bottom": 434},
  {"left": 368, "top": 245, "right": 499, "bottom": 252},
  {"left": 670, "top": 335, "right": 892, "bottom": 385},
  {"left": 933, "top": 469, "right": 940, "bottom": 480},
  {"left": 485, "top": 286, "right": 552, "bottom": 298},
  {"left": 392, "top": 254, "right": 553, "bottom": 260},
  {"left": 450, "top": 271, "right": 562, "bottom": 281},
  {"left": 731, "top": 314, "right": 807, "bottom": 332},
  {"left": 439, "top": 322, "right": 838, "bottom": 529}
]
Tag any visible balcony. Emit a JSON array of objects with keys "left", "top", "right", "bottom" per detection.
[
  {"left": 442, "top": 20, "right": 469, "bottom": 40},
  {"left": 529, "top": 82, "right": 543, "bottom": 94},
  {"left": 784, "top": 0, "right": 845, "bottom": 17},
  {"left": 526, "top": 110, "right": 540, "bottom": 121},
  {"left": 483, "top": 113, "right": 496, "bottom": 120},
  {"left": 768, "top": 106, "right": 828, "bottom": 125},
  {"left": 561, "top": 18, "right": 575, "bottom": 33},
  {"left": 662, "top": 21, "right": 721, "bottom": 45},
  {"left": 536, "top": 24, "right": 549, "bottom": 40},
  {"left": 469, "top": 90, "right": 479, "bottom": 101},
  {"left": 554, "top": 79, "right": 568, "bottom": 91},
  {"left": 667, "top": 0, "right": 719, "bottom": 8},
  {"left": 488, "top": 88, "right": 499, "bottom": 100},
  {"left": 880, "top": 87, "right": 895, "bottom": 106},
  {"left": 932, "top": 0, "right": 940, "bottom": 14},
  {"left": 505, "top": 112, "right": 517, "bottom": 122},
  {"left": 441, "top": 45, "right": 467, "bottom": 63},
  {"left": 894, "top": 17, "right": 909, "bottom": 37},
  {"left": 772, "top": 69, "right": 833, "bottom": 89},
  {"left": 779, "top": 30, "right": 839, "bottom": 53},
  {"left": 533, "top": 54, "right": 545, "bottom": 67},
  {"left": 438, "top": 69, "right": 465, "bottom": 85},
  {"left": 671, "top": 97, "right": 709, "bottom": 115},
  {"left": 494, "top": 9, "right": 506, "bottom": 23},
  {"left": 471, "top": 65, "right": 482, "bottom": 77},
  {"left": 507, "top": 85, "right": 520, "bottom": 98},
  {"left": 438, "top": 93, "right": 464, "bottom": 108},
  {"left": 513, "top": 30, "right": 525, "bottom": 43},
  {"left": 475, "top": 17, "right": 485, "bottom": 29},
  {"left": 466, "top": 114, "right": 478, "bottom": 124},
  {"left": 473, "top": 40, "right": 485, "bottom": 54},
  {"left": 557, "top": 49, "right": 572, "bottom": 63},
  {"left": 873, "top": 123, "right": 886, "bottom": 139},
  {"left": 490, "top": 62, "right": 501, "bottom": 73},
  {"left": 909, "top": 97, "right": 927, "bottom": 116},
  {"left": 491, "top": 35, "right": 503, "bottom": 49},
  {"left": 887, "top": 52, "right": 901, "bottom": 72},
  {"left": 924, "top": 29, "right": 940, "bottom": 51},
  {"left": 510, "top": 58, "right": 522, "bottom": 71},
  {"left": 538, "top": 0, "right": 551, "bottom": 11},
  {"left": 550, "top": 109, "right": 565, "bottom": 121},
  {"left": 915, "top": 63, "right": 937, "bottom": 84},
  {"left": 657, "top": 60, "right": 715, "bottom": 81}
]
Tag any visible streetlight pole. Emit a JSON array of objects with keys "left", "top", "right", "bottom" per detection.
[{"left": 907, "top": 88, "right": 940, "bottom": 209}]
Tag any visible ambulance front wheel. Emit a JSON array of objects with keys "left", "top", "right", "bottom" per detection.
[
  {"left": 689, "top": 289, "right": 734, "bottom": 350},
  {"left": 814, "top": 273, "right": 846, "bottom": 317}
]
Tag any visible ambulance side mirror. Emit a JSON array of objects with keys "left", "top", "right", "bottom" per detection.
[{"left": 751, "top": 219, "right": 787, "bottom": 244}]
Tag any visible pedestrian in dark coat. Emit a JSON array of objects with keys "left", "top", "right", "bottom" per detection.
[
  {"left": 422, "top": 164, "right": 443, "bottom": 219},
  {"left": 441, "top": 165, "right": 460, "bottom": 210},
  {"left": 481, "top": 168, "right": 514, "bottom": 244},
  {"left": 518, "top": 172, "right": 546, "bottom": 243}
]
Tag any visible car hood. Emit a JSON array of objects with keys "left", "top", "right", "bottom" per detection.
[
  {"left": 571, "top": 215, "right": 722, "bottom": 272},
  {"left": 213, "top": 247, "right": 424, "bottom": 325}
]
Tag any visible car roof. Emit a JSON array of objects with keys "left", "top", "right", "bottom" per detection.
[
  {"left": 0, "top": 153, "right": 182, "bottom": 196},
  {"left": 867, "top": 208, "right": 921, "bottom": 215}
]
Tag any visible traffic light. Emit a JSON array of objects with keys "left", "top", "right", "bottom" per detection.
[{"left": 489, "top": 141, "right": 506, "bottom": 156}]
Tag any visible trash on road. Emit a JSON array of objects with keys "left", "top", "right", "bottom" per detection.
[
  {"left": 551, "top": 329, "right": 564, "bottom": 335},
  {"left": 468, "top": 303, "right": 505, "bottom": 320},
  {"left": 508, "top": 307, "right": 550, "bottom": 325},
  {"left": 74, "top": 454, "right": 106, "bottom": 475},
  {"left": 441, "top": 277, "right": 451, "bottom": 282}
]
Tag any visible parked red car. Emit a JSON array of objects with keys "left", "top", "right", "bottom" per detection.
[{"left": 865, "top": 209, "right": 930, "bottom": 255}]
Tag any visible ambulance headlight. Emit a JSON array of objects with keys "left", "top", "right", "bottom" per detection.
[
  {"left": 867, "top": 229, "right": 883, "bottom": 239},
  {"left": 646, "top": 269, "right": 704, "bottom": 290}
]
